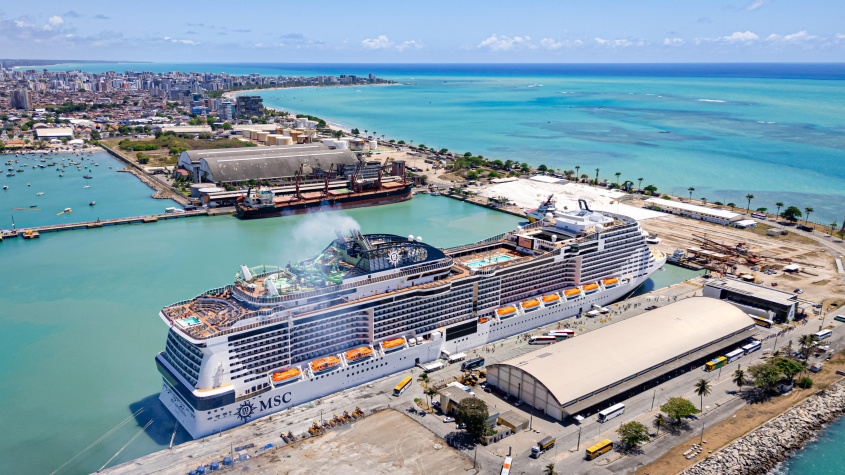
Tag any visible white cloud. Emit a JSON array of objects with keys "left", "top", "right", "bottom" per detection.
[
  {"left": 396, "top": 40, "right": 423, "bottom": 52},
  {"left": 163, "top": 37, "right": 199, "bottom": 45},
  {"left": 765, "top": 31, "right": 818, "bottom": 44},
  {"left": 663, "top": 37, "right": 685, "bottom": 46},
  {"left": 44, "top": 15, "right": 64, "bottom": 31},
  {"left": 540, "top": 38, "right": 563, "bottom": 50},
  {"left": 696, "top": 31, "right": 759, "bottom": 45},
  {"left": 361, "top": 35, "right": 393, "bottom": 50},
  {"left": 595, "top": 37, "right": 646, "bottom": 48},
  {"left": 478, "top": 34, "right": 534, "bottom": 51},
  {"left": 745, "top": 0, "right": 771, "bottom": 11}
]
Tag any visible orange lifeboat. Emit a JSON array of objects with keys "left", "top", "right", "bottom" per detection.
[
  {"left": 521, "top": 299, "right": 540, "bottom": 310},
  {"left": 563, "top": 288, "right": 581, "bottom": 297},
  {"left": 542, "top": 294, "right": 560, "bottom": 303},
  {"left": 382, "top": 338, "right": 406, "bottom": 351},
  {"left": 583, "top": 283, "right": 599, "bottom": 292},
  {"left": 271, "top": 368, "right": 301, "bottom": 383},
  {"left": 345, "top": 347, "right": 374, "bottom": 362},
  {"left": 602, "top": 278, "right": 619, "bottom": 286},
  {"left": 497, "top": 306, "right": 517, "bottom": 316},
  {"left": 478, "top": 316, "right": 490, "bottom": 323},
  {"left": 311, "top": 356, "right": 341, "bottom": 373}
]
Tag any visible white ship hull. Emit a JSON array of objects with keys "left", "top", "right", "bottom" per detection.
[{"left": 159, "top": 258, "right": 662, "bottom": 439}]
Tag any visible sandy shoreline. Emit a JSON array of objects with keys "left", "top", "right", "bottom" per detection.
[{"left": 222, "top": 82, "right": 401, "bottom": 100}]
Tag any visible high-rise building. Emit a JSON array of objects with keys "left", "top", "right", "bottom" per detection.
[
  {"left": 236, "top": 96, "right": 263, "bottom": 117},
  {"left": 220, "top": 99, "right": 235, "bottom": 121},
  {"left": 10, "top": 89, "right": 32, "bottom": 109}
]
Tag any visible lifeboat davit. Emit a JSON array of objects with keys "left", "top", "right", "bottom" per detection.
[
  {"left": 521, "top": 299, "right": 540, "bottom": 311},
  {"left": 311, "top": 356, "right": 341, "bottom": 373},
  {"left": 497, "top": 306, "right": 517, "bottom": 316},
  {"left": 602, "top": 278, "right": 619, "bottom": 286},
  {"left": 563, "top": 288, "right": 581, "bottom": 297},
  {"left": 381, "top": 338, "right": 407, "bottom": 351},
  {"left": 345, "top": 346, "right": 374, "bottom": 362},
  {"left": 542, "top": 294, "right": 560, "bottom": 304},
  {"left": 271, "top": 368, "right": 301, "bottom": 385},
  {"left": 583, "top": 283, "right": 599, "bottom": 292}
]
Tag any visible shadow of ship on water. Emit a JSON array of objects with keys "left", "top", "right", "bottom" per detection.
[{"left": 129, "top": 393, "right": 192, "bottom": 447}]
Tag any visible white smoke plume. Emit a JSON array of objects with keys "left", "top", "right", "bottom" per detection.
[{"left": 288, "top": 212, "right": 361, "bottom": 258}]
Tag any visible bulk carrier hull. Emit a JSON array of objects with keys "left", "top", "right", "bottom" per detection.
[
  {"left": 157, "top": 273, "right": 658, "bottom": 439},
  {"left": 235, "top": 184, "right": 412, "bottom": 219}
]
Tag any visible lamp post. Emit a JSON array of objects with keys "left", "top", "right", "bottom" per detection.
[{"left": 577, "top": 426, "right": 582, "bottom": 451}]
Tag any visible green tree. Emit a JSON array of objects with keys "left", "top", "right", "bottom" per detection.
[
  {"left": 492, "top": 160, "right": 504, "bottom": 169},
  {"left": 637, "top": 177, "right": 644, "bottom": 190},
  {"left": 487, "top": 170, "right": 501, "bottom": 179},
  {"left": 246, "top": 178, "right": 258, "bottom": 188},
  {"left": 745, "top": 194, "right": 754, "bottom": 212},
  {"left": 455, "top": 398, "right": 489, "bottom": 440},
  {"left": 334, "top": 130, "right": 343, "bottom": 139},
  {"left": 222, "top": 122, "right": 232, "bottom": 130},
  {"left": 797, "top": 377, "right": 813, "bottom": 389},
  {"left": 594, "top": 167, "right": 600, "bottom": 183},
  {"left": 748, "top": 361, "right": 782, "bottom": 393},
  {"left": 538, "top": 164, "right": 549, "bottom": 172},
  {"left": 775, "top": 202, "right": 784, "bottom": 217},
  {"left": 799, "top": 334, "right": 820, "bottom": 359},
  {"left": 733, "top": 368, "right": 746, "bottom": 395},
  {"left": 781, "top": 206, "right": 802, "bottom": 222},
  {"left": 419, "top": 372, "right": 429, "bottom": 384},
  {"left": 688, "top": 186, "right": 695, "bottom": 200},
  {"left": 694, "top": 379, "right": 711, "bottom": 411},
  {"left": 464, "top": 152, "right": 473, "bottom": 157},
  {"left": 701, "top": 198, "right": 708, "bottom": 206},
  {"left": 654, "top": 414, "right": 665, "bottom": 437},
  {"left": 426, "top": 387, "right": 438, "bottom": 409},
  {"left": 772, "top": 356, "right": 805, "bottom": 382},
  {"left": 803, "top": 207, "right": 814, "bottom": 225},
  {"left": 660, "top": 397, "right": 700, "bottom": 422},
  {"left": 828, "top": 222, "right": 838, "bottom": 236},
  {"left": 439, "top": 148, "right": 448, "bottom": 154},
  {"left": 543, "top": 462, "right": 558, "bottom": 475},
  {"left": 615, "top": 172, "right": 622, "bottom": 185},
  {"left": 756, "top": 207, "right": 768, "bottom": 213},
  {"left": 727, "top": 202, "right": 737, "bottom": 211},
  {"left": 617, "top": 421, "right": 650, "bottom": 450},
  {"left": 466, "top": 171, "right": 479, "bottom": 180},
  {"left": 644, "top": 184, "right": 658, "bottom": 196},
  {"left": 521, "top": 163, "right": 530, "bottom": 173}
]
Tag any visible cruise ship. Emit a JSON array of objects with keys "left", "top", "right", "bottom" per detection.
[{"left": 155, "top": 201, "right": 666, "bottom": 438}]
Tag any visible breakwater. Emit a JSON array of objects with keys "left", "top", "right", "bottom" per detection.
[{"left": 683, "top": 380, "right": 845, "bottom": 475}]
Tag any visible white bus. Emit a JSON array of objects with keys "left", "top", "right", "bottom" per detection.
[
  {"left": 529, "top": 335, "right": 557, "bottom": 345},
  {"left": 422, "top": 361, "right": 445, "bottom": 373},
  {"left": 742, "top": 340, "right": 762, "bottom": 354},
  {"left": 751, "top": 212, "right": 767, "bottom": 220},
  {"left": 547, "top": 329, "right": 575, "bottom": 340},
  {"left": 500, "top": 456, "right": 513, "bottom": 475},
  {"left": 815, "top": 329, "right": 832, "bottom": 340},
  {"left": 725, "top": 348, "right": 745, "bottom": 364},
  {"left": 448, "top": 352, "right": 467, "bottom": 363},
  {"left": 597, "top": 403, "right": 625, "bottom": 423}
]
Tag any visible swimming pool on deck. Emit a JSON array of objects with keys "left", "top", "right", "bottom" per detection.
[{"left": 462, "top": 254, "right": 517, "bottom": 268}]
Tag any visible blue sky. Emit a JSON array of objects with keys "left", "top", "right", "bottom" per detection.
[{"left": 1, "top": 0, "right": 843, "bottom": 62}]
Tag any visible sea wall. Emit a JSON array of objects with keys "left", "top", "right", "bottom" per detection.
[{"left": 683, "top": 380, "right": 845, "bottom": 475}]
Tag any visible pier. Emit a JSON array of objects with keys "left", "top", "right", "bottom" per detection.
[{"left": 0, "top": 209, "right": 230, "bottom": 240}]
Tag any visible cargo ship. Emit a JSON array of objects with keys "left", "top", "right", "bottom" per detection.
[
  {"left": 235, "top": 171, "right": 411, "bottom": 219},
  {"left": 156, "top": 200, "right": 665, "bottom": 438}
]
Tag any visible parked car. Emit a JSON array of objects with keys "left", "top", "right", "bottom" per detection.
[
  {"left": 514, "top": 400, "right": 524, "bottom": 407},
  {"left": 443, "top": 417, "right": 455, "bottom": 423},
  {"left": 794, "top": 288, "right": 804, "bottom": 294}
]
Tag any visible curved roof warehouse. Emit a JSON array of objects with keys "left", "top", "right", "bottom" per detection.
[
  {"left": 178, "top": 143, "right": 358, "bottom": 183},
  {"left": 486, "top": 297, "right": 756, "bottom": 420}
]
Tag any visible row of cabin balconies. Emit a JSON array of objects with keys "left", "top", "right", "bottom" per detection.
[{"left": 375, "top": 305, "right": 471, "bottom": 337}]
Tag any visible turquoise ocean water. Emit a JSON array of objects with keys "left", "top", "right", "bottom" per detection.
[
  {"left": 772, "top": 416, "right": 845, "bottom": 474},
  {"left": 42, "top": 62, "right": 845, "bottom": 223}
]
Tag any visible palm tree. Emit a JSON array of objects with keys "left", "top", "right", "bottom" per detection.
[
  {"left": 733, "top": 368, "right": 746, "bottom": 395},
  {"left": 745, "top": 194, "right": 754, "bottom": 212},
  {"left": 654, "top": 414, "right": 665, "bottom": 437},
  {"left": 804, "top": 207, "right": 814, "bottom": 225},
  {"left": 701, "top": 198, "right": 708, "bottom": 206},
  {"left": 575, "top": 166, "right": 580, "bottom": 180},
  {"left": 364, "top": 129, "right": 368, "bottom": 138},
  {"left": 775, "top": 202, "right": 784, "bottom": 217},
  {"left": 688, "top": 186, "right": 695, "bottom": 201},
  {"left": 595, "top": 168, "right": 600, "bottom": 184},
  {"left": 615, "top": 172, "right": 622, "bottom": 185},
  {"left": 543, "top": 462, "right": 558, "bottom": 475},
  {"left": 426, "top": 387, "right": 438, "bottom": 410},
  {"left": 694, "top": 379, "right": 712, "bottom": 411},
  {"left": 829, "top": 222, "right": 838, "bottom": 236},
  {"left": 637, "top": 177, "right": 644, "bottom": 190},
  {"left": 799, "top": 334, "right": 819, "bottom": 359}
]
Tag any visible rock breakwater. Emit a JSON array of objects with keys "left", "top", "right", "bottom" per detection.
[{"left": 683, "top": 381, "right": 845, "bottom": 475}]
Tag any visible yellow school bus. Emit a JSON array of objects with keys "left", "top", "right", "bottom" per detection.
[
  {"left": 393, "top": 376, "right": 413, "bottom": 396},
  {"left": 586, "top": 439, "right": 613, "bottom": 460}
]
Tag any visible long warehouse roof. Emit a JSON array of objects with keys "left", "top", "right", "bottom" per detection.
[
  {"left": 197, "top": 145, "right": 358, "bottom": 182},
  {"left": 492, "top": 297, "right": 754, "bottom": 407}
]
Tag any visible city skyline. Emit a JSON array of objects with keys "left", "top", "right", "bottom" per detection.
[{"left": 1, "top": 0, "right": 844, "bottom": 63}]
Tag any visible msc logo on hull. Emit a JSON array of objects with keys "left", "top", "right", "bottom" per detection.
[{"left": 237, "top": 392, "right": 292, "bottom": 422}]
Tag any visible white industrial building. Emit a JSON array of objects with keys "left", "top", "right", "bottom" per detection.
[
  {"left": 702, "top": 277, "right": 799, "bottom": 323},
  {"left": 645, "top": 198, "right": 744, "bottom": 225},
  {"left": 486, "top": 298, "right": 756, "bottom": 421}
]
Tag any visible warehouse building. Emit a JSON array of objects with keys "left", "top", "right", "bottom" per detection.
[
  {"left": 645, "top": 198, "right": 744, "bottom": 225},
  {"left": 177, "top": 143, "right": 357, "bottom": 183},
  {"left": 486, "top": 298, "right": 756, "bottom": 421},
  {"left": 702, "top": 277, "right": 798, "bottom": 323}
]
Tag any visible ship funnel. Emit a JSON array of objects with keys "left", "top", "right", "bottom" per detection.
[{"left": 240, "top": 265, "right": 253, "bottom": 281}]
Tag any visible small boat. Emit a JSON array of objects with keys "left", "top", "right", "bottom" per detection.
[
  {"left": 29, "top": 204, "right": 38, "bottom": 208},
  {"left": 36, "top": 192, "right": 44, "bottom": 196},
  {"left": 521, "top": 299, "right": 541, "bottom": 311},
  {"left": 2, "top": 186, "right": 7, "bottom": 190},
  {"left": 89, "top": 201, "right": 96, "bottom": 206},
  {"left": 83, "top": 175, "right": 93, "bottom": 179},
  {"left": 84, "top": 185, "right": 90, "bottom": 189},
  {"left": 59, "top": 174, "right": 64, "bottom": 177},
  {"left": 542, "top": 294, "right": 561, "bottom": 304},
  {"left": 310, "top": 356, "right": 341, "bottom": 373},
  {"left": 563, "top": 288, "right": 582, "bottom": 297},
  {"left": 57, "top": 207, "right": 73, "bottom": 215},
  {"left": 381, "top": 337, "right": 407, "bottom": 351},
  {"left": 345, "top": 347, "right": 373, "bottom": 363},
  {"left": 583, "top": 283, "right": 600, "bottom": 293},
  {"left": 497, "top": 306, "right": 517, "bottom": 318},
  {"left": 602, "top": 278, "right": 619, "bottom": 287},
  {"left": 5, "top": 173, "right": 14, "bottom": 177},
  {"left": 270, "top": 368, "right": 301, "bottom": 386}
]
